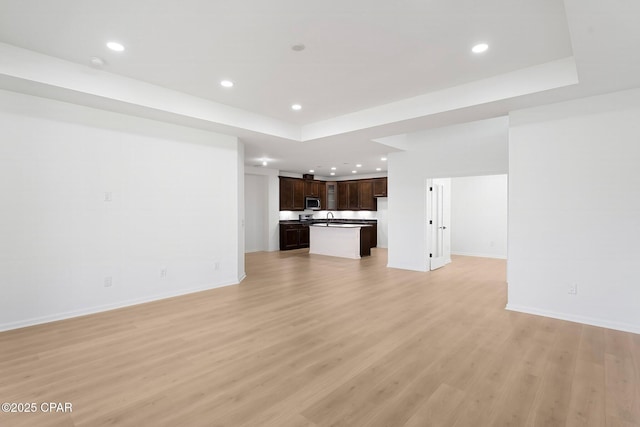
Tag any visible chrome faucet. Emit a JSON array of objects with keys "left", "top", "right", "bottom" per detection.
[{"left": 326, "top": 211, "right": 334, "bottom": 225}]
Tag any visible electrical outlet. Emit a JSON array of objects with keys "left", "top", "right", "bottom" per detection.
[
  {"left": 568, "top": 283, "right": 578, "bottom": 295},
  {"left": 104, "top": 191, "right": 113, "bottom": 202},
  {"left": 160, "top": 268, "right": 167, "bottom": 278},
  {"left": 104, "top": 276, "right": 113, "bottom": 287},
  {"left": 214, "top": 262, "right": 220, "bottom": 271}
]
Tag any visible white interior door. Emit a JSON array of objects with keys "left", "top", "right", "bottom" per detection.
[{"left": 428, "top": 178, "right": 451, "bottom": 270}]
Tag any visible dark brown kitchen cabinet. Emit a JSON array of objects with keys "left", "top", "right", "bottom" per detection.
[
  {"left": 318, "top": 181, "right": 326, "bottom": 209},
  {"left": 370, "top": 224, "right": 377, "bottom": 248},
  {"left": 373, "top": 177, "right": 388, "bottom": 197},
  {"left": 337, "top": 181, "right": 360, "bottom": 210},
  {"left": 282, "top": 176, "right": 383, "bottom": 211},
  {"left": 347, "top": 181, "right": 359, "bottom": 209},
  {"left": 337, "top": 179, "right": 376, "bottom": 210},
  {"left": 359, "top": 180, "right": 375, "bottom": 210},
  {"left": 279, "top": 223, "right": 310, "bottom": 250},
  {"left": 305, "top": 180, "right": 326, "bottom": 209},
  {"left": 337, "top": 181, "right": 348, "bottom": 210},
  {"left": 279, "top": 177, "right": 305, "bottom": 211},
  {"left": 298, "top": 226, "right": 310, "bottom": 246},
  {"left": 304, "top": 180, "right": 321, "bottom": 197}
]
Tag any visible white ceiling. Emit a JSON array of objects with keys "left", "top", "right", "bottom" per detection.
[{"left": 1, "top": 0, "right": 639, "bottom": 175}]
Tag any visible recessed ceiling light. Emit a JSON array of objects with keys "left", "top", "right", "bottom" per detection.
[
  {"left": 376, "top": 168, "right": 382, "bottom": 171},
  {"left": 291, "top": 44, "right": 305, "bottom": 52},
  {"left": 381, "top": 157, "right": 387, "bottom": 161},
  {"left": 89, "top": 56, "right": 105, "bottom": 68},
  {"left": 472, "top": 43, "right": 489, "bottom": 54},
  {"left": 356, "top": 164, "right": 362, "bottom": 168},
  {"left": 291, "top": 104, "right": 302, "bottom": 111},
  {"left": 331, "top": 167, "right": 336, "bottom": 170},
  {"left": 220, "top": 80, "right": 234, "bottom": 88},
  {"left": 330, "top": 172, "right": 335, "bottom": 176},
  {"left": 262, "top": 161, "right": 268, "bottom": 166},
  {"left": 309, "top": 169, "right": 314, "bottom": 173},
  {"left": 106, "top": 41, "right": 125, "bottom": 52},
  {"left": 352, "top": 170, "right": 357, "bottom": 174}
]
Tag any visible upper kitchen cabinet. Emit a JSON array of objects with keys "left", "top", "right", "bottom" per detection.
[
  {"left": 347, "top": 181, "right": 360, "bottom": 210},
  {"left": 359, "top": 180, "right": 376, "bottom": 210},
  {"left": 326, "top": 182, "right": 337, "bottom": 210},
  {"left": 337, "top": 181, "right": 348, "bottom": 210},
  {"left": 281, "top": 176, "right": 383, "bottom": 211},
  {"left": 304, "top": 180, "right": 321, "bottom": 197},
  {"left": 318, "top": 181, "right": 327, "bottom": 209},
  {"left": 305, "top": 180, "right": 326, "bottom": 209},
  {"left": 279, "top": 177, "right": 305, "bottom": 211},
  {"left": 373, "top": 177, "right": 388, "bottom": 197},
  {"left": 337, "top": 179, "right": 377, "bottom": 211}
]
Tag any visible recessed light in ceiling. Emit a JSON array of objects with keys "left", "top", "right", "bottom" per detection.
[
  {"left": 331, "top": 167, "right": 336, "bottom": 170},
  {"left": 330, "top": 172, "right": 335, "bottom": 176},
  {"left": 220, "top": 80, "right": 234, "bottom": 88},
  {"left": 376, "top": 168, "right": 382, "bottom": 171},
  {"left": 352, "top": 170, "right": 357, "bottom": 174},
  {"left": 291, "top": 104, "right": 302, "bottom": 111},
  {"left": 291, "top": 44, "right": 306, "bottom": 52},
  {"left": 106, "top": 41, "right": 125, "bottom": 52},
  {"left": 89, "top": 56, "right": 105, "bottom": 68},
  {"left": 309, "top": 169, "right": 314, "bottom": 173},
  {"left": 356, "top": 164, "right": 362, "bottom": 168},
  {"left": 472, "top": 43, "right": 489, "bottom": 54},
  {"left": 381, "top": 157, "right": 387, "bottom": 161},
  {"left": 262, "top": 161, "right": 268, "bottom": 166}
]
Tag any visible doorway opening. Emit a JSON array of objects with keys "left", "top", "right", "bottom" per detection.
[{"left": 427, "top": 174, "right": 508, "bottom": 271}]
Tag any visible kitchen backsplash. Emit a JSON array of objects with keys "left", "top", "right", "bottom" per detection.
[{"left": 279, "top": 210, "right": 378, "bottom": 221}]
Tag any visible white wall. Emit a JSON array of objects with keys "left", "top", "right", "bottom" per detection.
[
  {"left": 236, "top": 141, "right": 245, "bottom": 279},
  {"left": 0, "top": 90, "right": 243, "bottom": 331},
  {"left": 508, "top": 88, "right": 640, "bottom": 334},
  {"left": 387, "top": 117, "right": 509, "bottom": 271},
  {"left": 375, "top": 198, "right": 388, "bottom": 248},
  {"left": 245, "top": 174, "right": 268, "bottom": 252},
  {"left": 451, "top": 175, "right": 508, "bottom": 259}
]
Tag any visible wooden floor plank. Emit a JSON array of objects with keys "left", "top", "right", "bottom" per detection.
[{"left": 0, "top": 250, "right": 638, "bottom": 426}]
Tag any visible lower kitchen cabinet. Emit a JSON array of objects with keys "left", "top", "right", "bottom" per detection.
[
  {"left": 280, "top": 223, "right": 310, "bottom": 250},
  {"left": 370, "top": 223, "right": 377, "bottom": 248}
]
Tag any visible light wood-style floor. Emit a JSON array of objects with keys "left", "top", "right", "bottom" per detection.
[{"left": 1, "top": 249, "right": 639, "bottom": 426}]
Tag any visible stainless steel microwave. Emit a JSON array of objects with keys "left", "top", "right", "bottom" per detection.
[{"left": 305, "top": 197, "right": 321, "bottom": 210}]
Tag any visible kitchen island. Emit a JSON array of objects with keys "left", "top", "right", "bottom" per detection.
[{"left": 309, "top": 223, "right": 372, "bottom": 259}]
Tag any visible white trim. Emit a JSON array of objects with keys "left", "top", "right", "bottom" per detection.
[
  {"left": 452, "top": 251, "right": 507, "bottom": 260},
  {"left": 0, "top": 280, "right": 239, "bottom": 332},
  {"left": 505, "top": 304, "right": 640, "bottom": 335}
]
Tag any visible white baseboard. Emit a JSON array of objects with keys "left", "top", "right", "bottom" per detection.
[
  {"left": 505, "top": 304, "right": 640, "bottom": 335},
  {"left": 452, "top": 251, "right": 507, "bottom": 260},
  {"left": 0, "top": 279, "right": 239, "bottom": 333}
]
